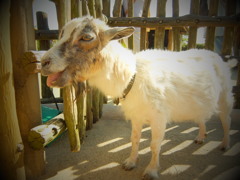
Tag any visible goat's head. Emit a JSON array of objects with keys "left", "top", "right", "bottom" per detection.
[{"left": 41, "top": 16, "right": 134, "bottom": 88}]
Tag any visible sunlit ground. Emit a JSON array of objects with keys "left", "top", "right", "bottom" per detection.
[{"left": 36, "top": 102, "right": 240, "bottom": 180}]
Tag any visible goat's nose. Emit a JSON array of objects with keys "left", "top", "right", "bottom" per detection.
[{"left": 41, "top": 58, "right": 51, "bottom": 67}]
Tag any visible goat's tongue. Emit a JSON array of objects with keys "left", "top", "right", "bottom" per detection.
[{"left": 47, "top": 72, "right": 62, "bottom": 87}]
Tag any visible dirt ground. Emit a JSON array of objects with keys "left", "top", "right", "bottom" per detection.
[{"left": 37, "top": 103, "right": 240, "bottom": 180}]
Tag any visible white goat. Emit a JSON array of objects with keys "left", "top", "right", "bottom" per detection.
[{"left": 41, "top": 16, "right": 235, "bottom": 179}]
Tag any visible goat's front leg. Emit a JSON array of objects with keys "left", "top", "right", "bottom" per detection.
[
  {"left": 143, "top": 117, "right": 166, "bottom": 180},
  {"left": 122, "top": 121, "right": 142, "bottom": 170}
]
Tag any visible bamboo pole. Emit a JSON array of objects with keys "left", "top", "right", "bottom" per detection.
[
  {"left": 172, "top": 0, "right": 181, "bottom": 51},
  {"left": 188, "top": 0, "right": 199, "bottom": 49},
  {"left": 52, "top": 0, "right": 81, "bottom": 152},
  {"left": 205, "top": 0, "right": 219, "bottom": 50},
  {"left": 36, "top": 12, "right": 52, "bottom": 98},
  {"left": 140, "top": 0, "right": 151, "bottom": 51},
  {"left": 154, "top": 0, "right": 166, "bottom": 49},
  {"left": 10, "top": 0, "right": 45, "bottom": 178},
  {"left": 0, "top": 1, "right": 25, "bottom": 179}
]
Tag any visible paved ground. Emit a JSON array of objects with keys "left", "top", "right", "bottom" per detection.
[{"left": 37, "top": 103, "right": 240, "bottom": 180}]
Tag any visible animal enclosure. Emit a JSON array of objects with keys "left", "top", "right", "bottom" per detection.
[{"left": 0, "top": 0, "right": 239, "bottom": 179}]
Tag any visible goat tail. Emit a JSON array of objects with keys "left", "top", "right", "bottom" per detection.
[{"left": 225, "top": 56, "right": 238, "bottom": 68}]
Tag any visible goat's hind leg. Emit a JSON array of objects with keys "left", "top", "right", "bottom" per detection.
[{"left": 218, "top": 92, "right": 232, "bottom": 150}]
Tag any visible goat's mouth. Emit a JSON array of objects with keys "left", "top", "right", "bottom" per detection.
[{"left": 46, "top": 70, "right": 65, "bottom": 87}]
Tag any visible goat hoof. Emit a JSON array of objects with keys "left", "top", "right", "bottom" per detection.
[
  {"left": 194, "top": 139, "right": 204, "bottom": 144},
  {"left": 122, "top": 158, "right": 136, "bottom": 171},
  {"left": 219, "top": 143, "right": 230, "bottom": 151},
  {"left": 142, "top": 169, "right": 159, "bottom": 180}
]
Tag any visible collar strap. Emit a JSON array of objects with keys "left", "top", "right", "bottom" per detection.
[
  {"left": 113, "top": 74, "right": 136, "bottom": 105},
  {"left": 122, "top": 74, "right": 136, "bottom": 99}
]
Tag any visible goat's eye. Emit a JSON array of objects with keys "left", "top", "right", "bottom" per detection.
[{"left": 80, "top": 34, "right": 94, "bottom": 41}]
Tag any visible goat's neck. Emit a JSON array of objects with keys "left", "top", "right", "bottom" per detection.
[{"left": 88, "top": 41, "right": 136, "bottom": 98}]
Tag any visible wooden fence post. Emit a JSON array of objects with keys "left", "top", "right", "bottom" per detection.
[
  {"left": 140, "top": 0, "right": 151, "bottom": 51},
  {"left": 102, "top": 0, "right": 110, "bottom": 17},
  {"left": 127, "top": 0, "right": 134, "bottom": 50},
  {"left": 172, "top": 0, "right": 181, "bottom": 51},
  {"left": 36, "top": 11, "right": 52, "bottom": 98},
  {"left": 188, "top": 0, "right": 199, "bottom": 49},
  {"left": 222, "top": 0, "right": 236, "bottom": 56},
  {"left": 205, "top": 0, "right": 219, "bottom": 50},
  {"left": 0, "top": 1, "right": 25, "bottom": 179},
  {"left": 154, "top": 0, "right": 167, "bottom": 49},
  {"left": 10, "top": 0, "right": 45, "bottom": 178},
  {"left": 52, "top": 0, "right": 81, "bottom": 152}
]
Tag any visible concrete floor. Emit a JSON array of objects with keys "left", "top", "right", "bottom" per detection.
[{"left": 37, "top": 103, "right": 240, "bottom": 180}]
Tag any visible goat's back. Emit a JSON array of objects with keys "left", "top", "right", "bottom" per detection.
[{"left": 123, "top": 49, "right": 233, "bottom": 123}]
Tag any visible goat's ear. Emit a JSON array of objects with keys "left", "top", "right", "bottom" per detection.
[{"left": 104, "top": 27, "right": 135, "bottom": 41}]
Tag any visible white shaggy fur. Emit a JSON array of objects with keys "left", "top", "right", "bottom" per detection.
[
  {"left": 41, "top": 17, "right": 235, "bottom": 179},
  {"left": 89, "top": 46, "right": 234, "bottom": 179}
]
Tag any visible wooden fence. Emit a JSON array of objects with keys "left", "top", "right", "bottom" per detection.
[{"left": 1, "top": 0, "right": 239, "bottom": 179}]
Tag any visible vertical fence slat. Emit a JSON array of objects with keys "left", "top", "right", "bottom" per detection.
[
  {"left": 52, "top": 0, "right": 81, "bottom": 152},
  {"left": 95, "top": 0, "right": 103, "bottom": 19},
  {"left": 154, "top": 0, "right": 167, "bottom": 49},
  {"left": 0, "top": 1, "right": 26, "bottom": 179},
  {"left": 82, "top": 0, "right": 90, "bottom": 16},
  {"left": 128, "top": 0, "right": 134, "bottom": 50},
  {"left": 113, "top": 0, "right": 123, "bottom": 17},
  {"left": 71, "top": 0, "right": 81, "bottom": 18},
  {"left": 172, "top": 0, "right": 181, "bottom": 51},
  {"left": 188, "top": 0, "right": 199, "bottom": 49},
  {"left": 88, "top": 0, "right": 96, "bottom": 17},
  {"left": 86, "top": 83, "right": 93, "bottom": 130},
  {"left": 102, "top": 0, "right": 110, "bottom": 17},
  {"left": 10, "top": 0, "right": 45, "bottom": 178},
  {"left": 140, "top": 0, "right": 151, "bottom": 51},
  {"left": 222, "top": 0, "right": 236, "bottom": 56},
  {"left": 205, "top": 0, "right": 219, "bottom": 50},
  {"left": 36, "top": 12, "right": 52, "bottom": 98}
]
